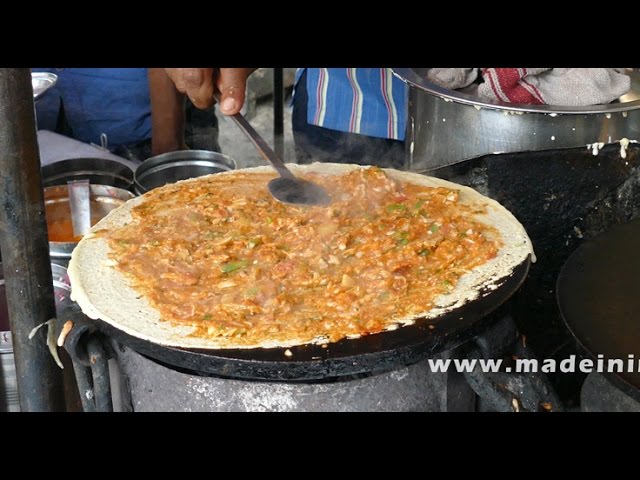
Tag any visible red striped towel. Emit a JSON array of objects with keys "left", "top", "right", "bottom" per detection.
[{"left": 479, "top": 68, "right": 547, "bottom": 104}]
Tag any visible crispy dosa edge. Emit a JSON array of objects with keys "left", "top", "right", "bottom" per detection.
[{"left": 68, "top": 163, "right": 534, "bottom": 350}]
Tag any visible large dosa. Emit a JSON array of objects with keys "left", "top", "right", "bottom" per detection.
[{"left": 68, "top": 163, "right": 534, "bottom": 350}]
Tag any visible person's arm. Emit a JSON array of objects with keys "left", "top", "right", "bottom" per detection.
[
  {"left": 148, "top": 68, "right": 187, "bottom": 156},
  {"left": 164, "top": 68, "right": 257, "bottom": 114}
]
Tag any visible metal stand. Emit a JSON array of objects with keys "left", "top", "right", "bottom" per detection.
[
  {"left": 0, "top": 68, "right": 65, "bottom": 411},
  {"left": 59, "top": 305, "right": 113, "bottom": 412},
  {"left": 463, "top": 315, "right": 564, "bottom": 412}
]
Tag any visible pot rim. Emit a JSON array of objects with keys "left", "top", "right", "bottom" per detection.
[
  {"left": 134, "top": 149, "right": 237, "bottom": 194},
  {"left": 393, "top": 68, "right": 640, "bottom": 115}
]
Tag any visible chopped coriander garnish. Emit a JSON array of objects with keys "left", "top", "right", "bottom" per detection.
[
  {"left": 221, "top": 260, "right": 249, "bottom": 273},
  {"left": 396, "top": 232, "right": 410, "bottom": 246},
  {"left": 386, "top": 203, "right": 406, "bottom": 213},
  {"left": 245, "top": 287, "right": 260, "bottom": 297}
]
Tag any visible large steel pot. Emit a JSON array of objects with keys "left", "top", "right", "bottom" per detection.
[
  {"left": 45, "top": 185, "right": 134, "bottom": 267},
  {"left": 393, "top": 68, "right": 640, "bottom": 172}
]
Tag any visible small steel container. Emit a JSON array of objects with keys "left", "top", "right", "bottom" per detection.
[
  {"left": 45, "top": 185, "right": 134, "bottom": 267},
  {"left": 41, "top": 157, "right": 135, "bottom": 192},
  {"left": 134, "top": 150, "right": 236, "bottom": 195}
]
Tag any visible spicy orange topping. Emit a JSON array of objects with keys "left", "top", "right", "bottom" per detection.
[{"left": 105, "top": 168, "right": 500, "bottom": 346}]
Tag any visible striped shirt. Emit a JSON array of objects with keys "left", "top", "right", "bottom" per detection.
[{"left": 295, "top": 68, "right": 407, "bottom": 141}]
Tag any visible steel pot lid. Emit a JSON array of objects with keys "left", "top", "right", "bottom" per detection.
[
  {"left": 41, "top": 157, "right": 134, "bottom": 191},
  {"left": 135, "top": 149, "right": 237, "bottom": 194}
]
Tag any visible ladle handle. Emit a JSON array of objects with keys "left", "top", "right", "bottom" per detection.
[
  {"left": 67, "top": 179, "right": 92, "bottom": 237},
  {"left": 214, "top": 93, "right": 294, "bottom": 180}
]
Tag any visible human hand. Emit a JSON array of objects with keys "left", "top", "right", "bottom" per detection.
[{"left": 165, "top": 68, "right": 257, "bottom": 114}]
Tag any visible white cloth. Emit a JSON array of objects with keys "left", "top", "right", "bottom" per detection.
[
  {"left": 37, "top": 130, "right": 138, "bottom": 170},
  {"left": 425, "top": 68, "right": 631, "bottom": 106},
  {"left": 521, "top": 68, "right": 631, "bottom": 106}
]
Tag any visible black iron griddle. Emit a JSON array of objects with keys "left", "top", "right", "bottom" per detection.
[
  {"left": 92, "top": 258, "right": 530, "bottom": 381},
  {"left": 557, "top": 219, "right": 640, "bottom": 401}
]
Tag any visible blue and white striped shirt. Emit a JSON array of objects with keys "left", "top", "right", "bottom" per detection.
[{"left": 295, "top": 68, "right": 407, "bottom": 141}]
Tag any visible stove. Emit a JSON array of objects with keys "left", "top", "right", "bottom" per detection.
[
  {"left": 104, "top": 312, "right": 552, "bottom": 412},
  {"left": 112, "top": 343, "right": 453, "bottom": 412},
  {"left": 581, "top": 373, "right": 640, "bottom": 412}
]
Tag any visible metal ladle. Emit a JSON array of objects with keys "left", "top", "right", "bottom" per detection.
[
  {"left": 217, "top": 94, "right": 331, "bottom": 206},
  {"left": 67, "top": 179, "right": 92, "bottom": 238}
]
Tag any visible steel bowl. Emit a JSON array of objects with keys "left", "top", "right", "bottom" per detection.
[
  {"left": 392, "top": 68, "right": 640, "bottom": 171},
  {"left": 45, "top": 185, "right": 134, "bottom": 266},
  {"left": 41, "top": 157, "right": 135, "bottom": 191},
  {"left": 134, "top": 150, "right": 237, "bottom": 195},
  {"left": 32, "top": 72, "right": 57, "bottom": 101}
]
